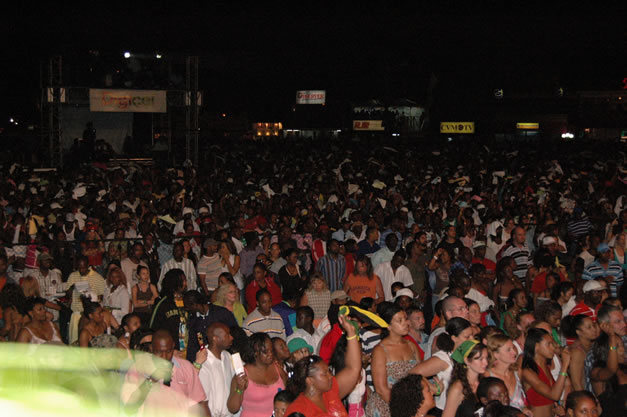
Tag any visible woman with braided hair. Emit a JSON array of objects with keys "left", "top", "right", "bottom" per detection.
[{"left": 284, "top": 315, "right": 362, "bottom": 417}]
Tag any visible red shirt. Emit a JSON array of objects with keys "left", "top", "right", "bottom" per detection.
[
  {"left": 285, "top": 376, "right": 348, "bottom": 417},
  {"left": 569, "top": 301, "right": 597, "bottom": 321},
  {"left": 472, "top": 257, "right": 496, "bottom": 272},
  {"left": 319, "top": 324, "right": 343, "bottom": 365},
  {"left": 404, "top": 334, "right": 425, "bottom": 361},
  {"left": 312, "top": 239, "right": 326, "bottom": 264},
  {"left": 530, "top": 270, "right": 566, "bottom": 294},
  {"left": 245, "top": 277, "right": 283, "bottom": 313},
  {"left": 345, "top": 253, "right": 356, "bottom": 279},
  {"left": 243, "top": 215, "right": 267, "bottom": 231}
]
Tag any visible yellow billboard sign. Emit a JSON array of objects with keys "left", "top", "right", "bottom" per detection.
[
  {"left": 516, "top": 123, "right": 539, "bottom": 130},
  {"left": 440, "top": 122, "right": 475, "bottom": 134}
]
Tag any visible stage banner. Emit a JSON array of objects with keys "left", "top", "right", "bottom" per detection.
[{"left": 90, "top": 89, "right": 167, "bottom": 113}]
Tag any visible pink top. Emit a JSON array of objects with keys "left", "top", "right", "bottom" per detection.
[
  {"left": 241, "top": 365, "right": 285, "bottom": 417},
  {"left": 170, "top": 357, "right": 207, "bottom": 405}
]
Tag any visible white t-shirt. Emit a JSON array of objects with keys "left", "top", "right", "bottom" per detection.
[
  {"left": 466, "top": 287, "right": 495, "bottom": 312},
  {"left": 199, "top": 350, "right": 237, "bottom": 417},
  {"left": 121, "top": 258, "right": 148, "bottom": 294},
  {"left": 374, "top": 262, "right": 414, "bottom": 301},
  {"left": 104, "top": 284, "right": 130, "bottom": 323},
  {"left": 433, "top": 350, "right": 453, "bottom": 410}
]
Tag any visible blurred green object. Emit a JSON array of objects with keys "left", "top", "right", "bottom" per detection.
[{"left": 0, "top": 343, "right": 191, "bottom": 416}]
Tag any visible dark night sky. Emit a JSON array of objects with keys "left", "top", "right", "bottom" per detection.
[{"left": 2, "top": 3, "right": 626, "bottom": 125}]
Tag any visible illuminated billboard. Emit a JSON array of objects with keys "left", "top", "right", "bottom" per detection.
[
  {"left": 353, "top": 120, "right": 384, "bottom": 131},
  {"left": 89, "top": 89, "right": 167, "bottom": 113},
  {"left": 296, "top": 90, "right": 326, "bottom": 105},
  {"left": 440, "top": 122, "right": 475, "bottom": 134},
  {"left": 516, "top": 123, "right": 539, "bottom": 130}
]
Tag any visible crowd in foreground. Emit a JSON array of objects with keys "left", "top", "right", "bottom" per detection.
[{"left": 0, "top": 137, "right": 626, "bottom": 417}]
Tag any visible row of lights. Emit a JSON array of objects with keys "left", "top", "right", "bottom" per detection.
[{"left": 124, "top": 52, "right": 162, "bottom": 59}]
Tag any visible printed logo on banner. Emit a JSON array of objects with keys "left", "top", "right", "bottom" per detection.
[
  {"left": 353, "top": 120, "right": 385, "bottom": 131},
  {"left": 296, "top": 90, "right": 326, "bottom": 105},
  {"left": 90, "top": 89, "right": 167, "bottom": 113},
  {"left": 440, "top": 122, "right": 475, "bottom": 134}
]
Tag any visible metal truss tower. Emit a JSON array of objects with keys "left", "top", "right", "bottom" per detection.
[
  {"left": 186, "top": 56, "right": 200, "bottom": 166},
  {"left": 40, "top": 56, "right": 63, "bottom": 167}
]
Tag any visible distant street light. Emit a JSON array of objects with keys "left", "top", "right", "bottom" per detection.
[
  {"left": 156, "top": 54, "right": 162, "bottom": 59},
  {"left": 123, "top": 52, "right": 131, "bottom": 59}
]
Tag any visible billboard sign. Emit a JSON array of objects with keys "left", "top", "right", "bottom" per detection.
[
  {"left": 353, "top": 120, "right": 384, "bottom": 131},
  {"left": 296, "top": 90, "right": 326, "bottom": 105},
  {"left": 516, "top": 122, "right": 539, "bottom": 130},
  {"left": 440, "top": 122, "right": 475, "bottom": 134},
  {"left": 90, "top": 89, "right": 167, "bottom": 113}
]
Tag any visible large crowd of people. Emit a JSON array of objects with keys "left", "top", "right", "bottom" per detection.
[{"left": 0, "top": 136, "right": 626, "bottom": 417}]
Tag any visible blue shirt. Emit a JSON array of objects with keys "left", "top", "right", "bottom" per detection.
[
  {"left": 582, "top": 259, "right": 624, "bottom": 297},
  {"left": 378, "top": 229, "right": 402, "bottom": 250},
  {"left": 272, "top": 301, "right": 297, "bottom": 337},
  {"left": 316, "top": 253, "right": 346, "bottom": 292},
  {"left": 357, "top": 240, "right": 380, "bottom": 257}
]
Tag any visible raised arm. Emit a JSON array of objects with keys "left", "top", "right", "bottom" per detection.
[
  {"left": 590, "top": 332, "right": 620, "bottom": 382},
  {"left": 335, "top": 315, "right": 362, "bottom": 399},
  {"left": 521, "top": 349, "right": 570, "bottom": 402},
  {"left": 409, "top": 356, "right": 446, "bottom": 377}
]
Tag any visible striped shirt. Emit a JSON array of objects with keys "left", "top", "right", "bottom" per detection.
[
  {"left": 582, "top": 260, "right": 623, "bottom": 297},
  {"left": 316, "top": 254, "right": 346, "bottom": 292},
  {"left": 65, "top": 269, "right": 106, "bottom": 313},
  {"left": 158, "top": 258, "right": 198, "bottom": 291},
  {"left": 567, "top": 217, "right": 592, "bottom": 239},
  {"left": 501, "top": 244, "right": 532, "bottom": 286},
  {"left": 242, "top": 308, "right": 286, "bottom": 340},
  {"left": 359, "top": 328, "right": 383, "bottom": 388}
]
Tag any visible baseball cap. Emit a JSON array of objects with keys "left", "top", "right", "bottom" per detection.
[
  {"left": 394, "top": 288, "right": 414, "bottom": 301},
  {"left": 542, "top": 236, "right": 557, "bottom": 246},
  {"left": 199, "top": 206, "right": 209, "bottom": 214},
  {"left": 287, "top": 338, "right": 313, "bottom": 354},
  {"left": 182, "top": 207, "right": 193, "bottom": 216},
  {"left": 583, "top": 280, "right": 604, "bottom": 293},
  {"left": 596, "top": 243, "right": 610, "bottom": 253},
  {"left": 472, "top": 241, "right": 486, "bottom": 249},
  {"left": 330, "top": 290, "right": 349, "bottom": 301},
  {"left": 37, "top": 253, "right": 53, "bottom": 263},
  {"left": 65, "top": 213, "right": 75, "bottom": 222}
]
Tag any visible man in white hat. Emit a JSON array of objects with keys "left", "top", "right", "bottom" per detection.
[
  {"left": 569, "top": 280, "right": 607, "bottom": 320},
  {"left": 63, "top": 213, "right": 77, "bottom": 242},
  {"left": 174, "top": 207, "right": 200, "bottom": 235}
]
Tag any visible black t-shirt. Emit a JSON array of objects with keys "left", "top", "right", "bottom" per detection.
[
  {"left": 437, "top": 239, "right": 464, "bottom": 259},
  {"left": 149, "top": 296, "right": 185, "bottom": 351},
  {"left": 599, "top": 384, "right": 627, "bottom": 417},
  {"left": 186, "top": 303, "right": 238, "bottom": 362}
]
